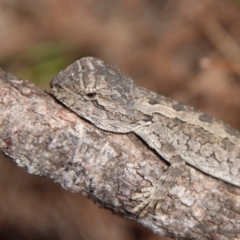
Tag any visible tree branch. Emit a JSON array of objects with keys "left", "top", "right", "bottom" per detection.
[{"left": 0, "top": 68, "right": 240, "bottom": 239}]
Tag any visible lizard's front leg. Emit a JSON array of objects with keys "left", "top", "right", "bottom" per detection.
[
  {"left": 132, "top": 128, "right": 186, "bottom": 217},
  {"left": 131, "top": 153, "right": 185, "bottom": 217}
]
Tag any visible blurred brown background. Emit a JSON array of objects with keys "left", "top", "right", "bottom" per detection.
[{"left": 1, "top": 0, "right": 240, "bottom": 239}]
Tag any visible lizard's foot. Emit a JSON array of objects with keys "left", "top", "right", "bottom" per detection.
[
  {"left": 131, "top": 186, "right": 163, "bottom": 218},
  {"left": 131, "top": 158, "right": 185, "bottom": 217}
]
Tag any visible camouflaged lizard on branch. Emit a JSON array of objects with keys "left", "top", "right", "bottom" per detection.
[{"left": 50, "top": 57, "right": 240, "bottom": 217}]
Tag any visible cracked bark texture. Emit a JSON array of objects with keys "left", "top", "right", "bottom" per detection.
[{"left": 0, "top": 68, "right": 240, "bottom": 240}]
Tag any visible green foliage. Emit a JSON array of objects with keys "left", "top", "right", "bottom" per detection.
[{"left": 2, "top": 42, "right": 75, "bottom": 89}]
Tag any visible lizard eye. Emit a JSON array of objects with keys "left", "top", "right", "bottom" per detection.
[{"left": 85, "top": 92, "right": 97, "bottom": 99}]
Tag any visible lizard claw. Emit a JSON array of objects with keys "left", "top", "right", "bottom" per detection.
[
  {"left": 132, "top": 187, "right": 152, "bottom": 200},
  {"left": 131, "top": 186, "right": 161, "bottom": 218}
]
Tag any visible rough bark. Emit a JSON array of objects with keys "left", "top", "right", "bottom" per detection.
[{"left": 0, "top": 68, "right": 240, "bottom": 240}]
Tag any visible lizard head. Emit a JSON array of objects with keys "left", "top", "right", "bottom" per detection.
[{"left": 50, "top": 57, "right": 152, "bottom": 133}]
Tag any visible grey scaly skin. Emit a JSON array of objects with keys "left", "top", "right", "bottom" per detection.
[{"left": 50, "top": 57, "right": 240, "bottom": 216}]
